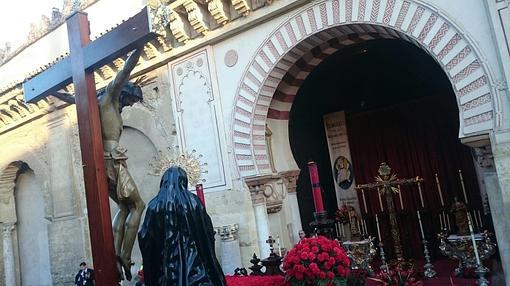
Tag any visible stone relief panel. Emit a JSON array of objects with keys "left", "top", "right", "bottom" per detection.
[
  {"left": 170, "top": 48, "right": 230, "bottom": 191},
  {"left": 46, "top": 115, "right": 76, "bottom": 218}
]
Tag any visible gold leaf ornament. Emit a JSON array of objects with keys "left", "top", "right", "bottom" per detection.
[{"left": 168, "top": 150, "right": 206, "bottom": 186}]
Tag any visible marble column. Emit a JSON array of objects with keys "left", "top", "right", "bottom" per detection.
[
  {"left": 217, "top": 224, "right": 242, "bottom": 275},
  {"left": 281, "top": 170, "right": 302, "bottom": 244},
  {"left": 252, "top": 191, "right": 271, "bottom": 258},
  {"left": 2, "top": 223, "right": 16, "bottom": 286},
  {"left": 490, "top": 139, "right": 510, "bottom": 284},
  {"left": 246, "top": 176, "right": 275, "bottom": 259}
]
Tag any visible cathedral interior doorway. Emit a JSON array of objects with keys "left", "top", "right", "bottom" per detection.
[{"left": 286, "top": 38, "right": 490, "bottom": 259}]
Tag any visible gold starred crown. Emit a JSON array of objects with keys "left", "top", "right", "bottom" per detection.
[{"left": 150, "top": 148, "right": 207, "bottom": 186}]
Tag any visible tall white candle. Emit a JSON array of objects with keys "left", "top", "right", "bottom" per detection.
[
  {"left": 477, "top": 210, "right": 483, "bottom": 228},
  {"left": 446, "top": 213, "right": 451, "bottom": 230},
  {"left": 439, "top": 212, "right": 444, "bottom": 230},
  {"left": 398, "top": 185, "right": 404, "bottom": 210},
  {"left": 472, "top": 211, "right": 479, "bottom": 229},
  {"left": 467, "top": 213, "right": 481, "bottom": 265},
  {"left": 277, "top": 235, "right": 282, "bottom": 257},
  {"left": 376, "top": 214, "right": 382, "bottom": 242},
  {"left": 435, "top": 173, "right": 445, "bottom": 207},
  {"left": 417, "top": 182, "right": 425, "bottom": 208},
  {"left": 363, "top": 218, "right": 368, "bottom": 234},
  {"left": 362, "top": 190, "right": 368, "bottom": 213},
  {"left": 378, "top": 190, "right": 384, "bottom": 212},
  {"left": 417, "top": 210, "right": 425, "bottom": 240},
  {"left": 459, "top": 170, "right": 469, "bottom": 204},
  {"left": 357, "top": 219, "right": 362, "bottom": 235}
]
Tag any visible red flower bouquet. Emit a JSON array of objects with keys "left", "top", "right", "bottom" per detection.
[
  {"left": 335, "top": 204, "right": 350, "bottom": 224},
  {"left": 283, "top": 236, "right": 350, "bottom": 286},
  {"left": 369, "top": 261, "right": 423, "bottom": 286}
]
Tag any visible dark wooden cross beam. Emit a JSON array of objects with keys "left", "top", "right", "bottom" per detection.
[{"left": 23, "top": 8, "right": 158, "bottom": 285}]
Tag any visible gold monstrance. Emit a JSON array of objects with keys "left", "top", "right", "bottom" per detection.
[{"left": 356, "top": 162, "right": 423, "bottom": 260}]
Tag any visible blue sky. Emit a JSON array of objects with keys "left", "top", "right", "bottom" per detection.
[{"left": 0, "top": 0, "right": 62, "bottom": 50}]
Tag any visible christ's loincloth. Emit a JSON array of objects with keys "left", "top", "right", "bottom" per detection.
[{"left": 104, "top": 146, "right": 137, "bottom": 202}]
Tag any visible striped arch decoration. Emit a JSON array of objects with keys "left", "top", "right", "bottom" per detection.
[{"left": 232, "top": 0, "right": 496, "bottom": 178}]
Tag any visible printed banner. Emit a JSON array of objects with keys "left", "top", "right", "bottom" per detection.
[{"left": 323, "top": 111, "right": 360, "bottom": 211}]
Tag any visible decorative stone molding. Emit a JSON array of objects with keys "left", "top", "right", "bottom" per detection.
[
  {"left": 231, "top": 0, "right": 251, "bottom": 16},
  {"left": 0, "top": 161, "right": 28, "bottom": 223},
  {"left": 216, "top": 223, "right": 240, "bottom": 241},
  {"left": 169, "top": 10, "right": 192, "bottom": 43},
  {"left": 0, "top": 89, "right": 51, "bottom": 132},
  {"left": 245, "top": 173, "right": 292, "bottom": 213},
  {"left": 495, "top": 80, "right": 508, "bottom": 91},
  {"left": 232, "top": 0, "right": 497, "bottom": 178},
  {"left": 207, "top": 0, "right": 230, "bottom": 25},
  {"left": 149, "top": 4, "right": 172, "bottom": 39},
  {"left": 2, "top": 222, "right": 15, "bottom": 238},
  {"left": 183, "top": 0, "right": 210, "bottom": 36},
  {"left": 473, "top": 145, "right": 495, "bottom": 169},
  {"left": 246, "top": 175, "right": 273, "bottom": 205},
  {"left": 250, "top": 190, "right": 266, "bottom": 205},
  {"left": 0, "top": 0, "right": 279, "bottom": 122},
  {"left": 280, "top": 170, "right": 299, "bottom": 193}
]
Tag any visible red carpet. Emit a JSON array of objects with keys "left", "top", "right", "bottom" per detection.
[
  {"left": 226, "top": 259, "right": 491, "bottom": 286},
  {"left": 226, "top": 275, "right": 285, "bottom": 286}
]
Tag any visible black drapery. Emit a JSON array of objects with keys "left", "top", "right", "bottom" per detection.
[
  {"left": 346, "top": 95, "right": 482, "bottom": 259},
  {"left": 138, "top": 167, "right": 226, "bottom": 286}
]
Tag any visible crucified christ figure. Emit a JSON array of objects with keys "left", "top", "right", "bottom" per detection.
[{"left": 52, "top": 48, "right": 145, "bottom": 281}]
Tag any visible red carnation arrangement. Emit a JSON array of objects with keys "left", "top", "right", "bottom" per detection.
[
  {"left": 369, "top": 261, "right": 423, "bottom": 286},
  {"left": 283, "top": 236, "right": 350, "bottom": 286},
  {"left": 335, "top": 204, "right": 350, "bottom": 224}
]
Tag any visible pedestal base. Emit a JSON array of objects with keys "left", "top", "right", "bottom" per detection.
[
  {"left": 342, "top": 238, "right": 376, "bottom": 276},
  {"left": 438, "top": 232, "right": 496, "bottom": 277},
  {"left": 260, "top": 253, "right": 283, "bottom": 275},
  {"left": 309, "top": 211, "right": 335, "bottom": 239}
]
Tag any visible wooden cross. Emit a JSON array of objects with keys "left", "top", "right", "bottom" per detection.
[
  {"left": 23, "top": 8, "right": 157, "bottom": 285},
  {"left": 356, "top": 162, "right": 423, "bottom": 260}
]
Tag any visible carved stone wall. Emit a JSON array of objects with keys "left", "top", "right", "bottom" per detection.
[{"left": 169, "top": 48, "right": 230, "bottom": 191}]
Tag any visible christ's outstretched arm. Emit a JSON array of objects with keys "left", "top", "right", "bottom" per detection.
[
  {"left": 51, "top": 91, "right": 76, "bottom": 104},
  {"left": 105, "top": 48, "right": 143, "bottom": 103}
]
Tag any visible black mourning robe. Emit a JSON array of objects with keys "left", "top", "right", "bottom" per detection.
[{"left": 138, "top": 167, "right": 227, "bottom": 286}]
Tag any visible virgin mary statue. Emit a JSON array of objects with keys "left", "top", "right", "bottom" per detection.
[{"left": 138, "top": 167, "right": 226, "bottom": 286}]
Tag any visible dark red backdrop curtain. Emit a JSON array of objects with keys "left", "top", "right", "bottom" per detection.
[{"left": 346, "top": 95, "right": 482, "bottom": 259}]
